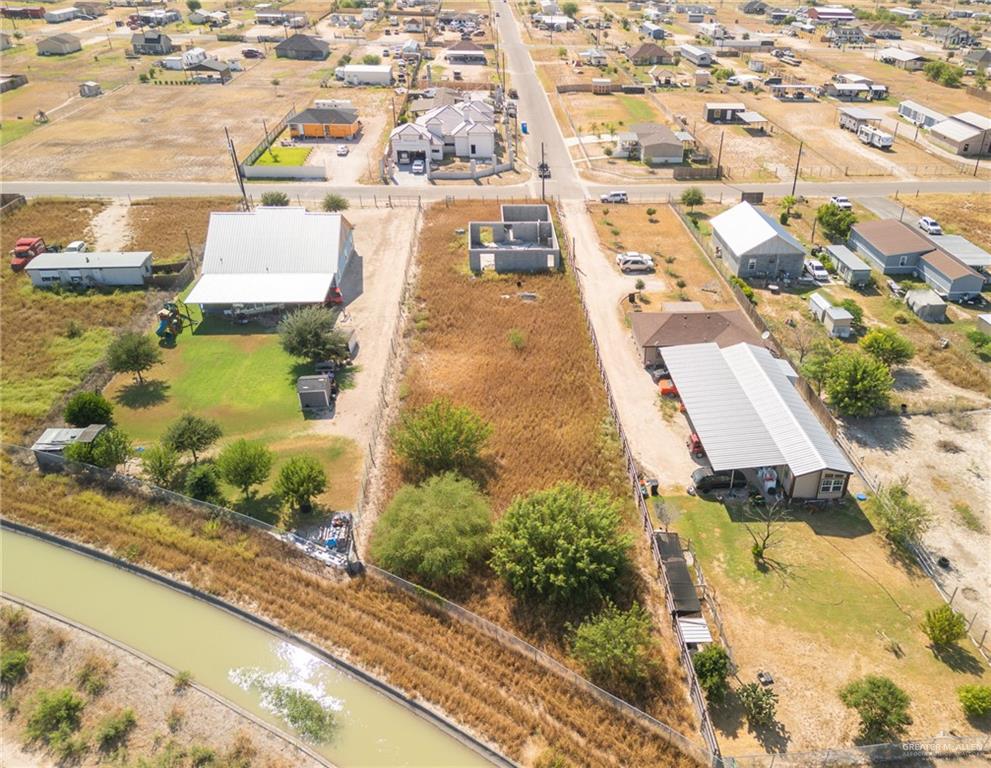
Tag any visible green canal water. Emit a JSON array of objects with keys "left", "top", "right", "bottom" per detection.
[{"left": 1, "top": 530, "right": 492, "bottom": 768}]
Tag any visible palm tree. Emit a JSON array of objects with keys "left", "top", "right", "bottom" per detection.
[{"left": 779, "top": 195, "right": 798, "bottom": 216}]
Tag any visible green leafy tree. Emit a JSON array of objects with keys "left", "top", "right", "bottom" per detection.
[
  {"left": 572, "top": 602, "right": 657, "bottom": 694},
  {"left": 712, "top": 66, "right": 734, "bottom": 81},
  {"left": 107, "top": 332, "right": 162, "bottom": 384},
  {"left": 322, "top": 193, "right": 349, "bottom": 212},
  {"left": 141, "top": 443, "right": 180, "bottom": 488},
  {"left": 362, "top": 53, "right": 382, "bottom": 65},
  {"left": 869, "top": 479, "right": 932, "bottom": 547},
  {"left": 839, "top": 298, "right": 863, "bottom": 326},
  {"left": 561, "top": 0, "right": 578, "bottom": 16},
  {"left": 860, "top": 327, "right": 914, "bottom": 367},
  {"left": 371, "top": 473, "right": 491, "bottom": 586},
  {"left": 64, "top": 427, "right": 132, "bottom": 469},
  {"left": 692, "top": 644, "right": 731, "bottom": 703},
  {"left": 274, "top": 456, "right": 327, "bottom": 514},
  {"left": 958, "top": 685, "right": 991, "bottom": 717},
  {"left": 738, "top": 682, "right": 778, "bottom": 727},
  {"left": 680, "top": 187, "right": 705, "bottom": 211},
  {"left": 216, "top": 439, "right": 273, "bottom": 499},
  {"left": 392, "top": 398, "right": 492, "bottom": 478},
  {"left": 816, "top": 203, "right": 858, "bottom": 240},
  {"left": 490, "top": 483, "right": 632, "bottom": 605},
  {"left": 25, "top": 688, "right": 85, "bottom": 745},
  {"left": 64, "top": 392, "right": 114, "bottom": 427},
  {"left": 923, "top": 60, "right": 963, "bottom": 87},
  {"left": 278, "top": 306, "right": 350, "bottom": 363},
  {"left": 260, "top": 191, "right": 290, "bottom": 206},
  {"left": 801, "top": 341, "right": 836, "bottom": 395},
  {"left": 184, "top": 464, "right": 224, "bottom": 505},
  {"left": 1, "top": 649, "right": 30, "bottom": 685},
  {"left": 824, "top": 351, "right": 893, "bottom": 416},
  {"left": 163, "top": 413, "right": 222, "bottom": 464},
  {"left": 839, "top": 676, "right": 912, "bottom": 743},
  {"left": 920, "top": 604, "right": 967, "bottom": 648},
  {"left": 779, "top": 195, "right": 797, "bottom": 216}
]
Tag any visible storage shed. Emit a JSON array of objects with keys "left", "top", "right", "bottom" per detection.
[
  {"left": 710, "top": 201, "right": 805, "bottom": 278},
  {"left": 906, "top": 288, "right": 946, "bottom": 322},
  {"left": 977, "top": 313, "right": 991, "bottom": 334},
  {"left": 297, "top": 375, "right": 334, "bottom": 410},
  {"left": 32, "top": 424, "right": 106, "bottom": 469},
  {"left": 826, "top": 244, "right": 871, "bottom": 286},
  {"left": 809, "top": 292, "right": 853, "bottom": 338},
  {"left": 704, "top": 102, "right": 745, "bottom": 123},
  {"left": 25, "top": 251, "right": 152, "bottom": 288}
]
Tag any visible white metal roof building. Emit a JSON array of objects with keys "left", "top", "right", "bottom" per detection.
[
  {"left": 664, "top": 342, "right": 853, "bottom": 499},
  {"left": 186, "top": 207, "right": 354, "bottom": 308},
  {"left": 25, "top": 251, "right": 152, "bottom": 288},
  {"left": 926, "top": 234, "right": 991, "bottom": 270},
  {"left": 710, "top": 201, "right": 805, "bottom": 279}
]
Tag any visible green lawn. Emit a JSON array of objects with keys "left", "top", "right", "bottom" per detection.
[
  {"left": 105, "top": 313, "right": 361, "bottom": 519},
  {"left": 252, "top": 147, "right": 312, "bottom": 167},
  {"left": 616, "top": 94, "right": 658, "bottom": 124},
  {"left": 0, "top": 120, "right": 37, "bottom": 147}
]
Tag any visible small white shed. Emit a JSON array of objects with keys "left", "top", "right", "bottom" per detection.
[
  {"left": 809, "top": 292, "right": 853, "bottom": 338},
  {"left": 25, "top": 251, "right": 152, "bottom": 288}
]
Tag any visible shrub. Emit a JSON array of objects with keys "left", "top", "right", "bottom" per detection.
[
  {"left": 173, "top": 670, "right": 193, "bottom": 692},
  {"left": 64, "top": 427, "right": 132, "bottom": 469},
  {"left": 816, "top": 203, "right": 857, "bottom": 240},
  {"left": 490, "top": 483, "right": 632, "bottom": 606},
  {"left": 322, "top": 193, "right": 349, "bottom": 212},
  {"left": 163, "top": 414, "right": 222, "bottom": 464},
  {"left": 94, "top": 708, "right": 136, "bottom": 751},
  {"left": 603, "top": 145, "right": 613, "bottom": 156},
  {"left": 738, "top": 682, "right": 778, "bottom": 727},
  {"left": 645, "top": 207, "right": 656, "bottom": 217},
  {"left": 572, "top": 602, "right": 656, "bottom": 694},
  {"left": 1, "top": 606, "right": 30, "bottom": 651},
  {"left": 634, "top": 278, "right": 645, "bottom": 290},
  {"left": 216, "top": 439, "right": 273, "bottom": 499},
  {"left": 839, "top": 675, "right": 912, "bottom": 743},
  {"left": 274, "top": 456, "right": 327, "bottom": 514},
  {"left": 64, "top": 392, "right": 114, "bottom": 427},
  {"left": 692, "top": 645, "right": 731, "bottom": 703},
  {"left": 680, "top": 187, "right": 704, "bottom": 210},
  {"left": 25, "top": 688, "right": 85, "bottom": 744},
  {"left": 260, "top": 191, "right": 289, "bottom": 206},
  {"left": 184, "top": 465, "right": 224, "bottom": 505},
  {"left": 166, "top": 705, "right": 184, "bottom": 733},
  {"left": 507, "top": 328, "right": 526, "bottom": 351},
  {"left": 392, "top": 398, "right": 492, "bottom": 478},
  {"left": 824, "top": 351, "right": 892, "bottom": 417},
  {"left": 921, "top": 604, "right": 967, "bottom": 648},
  {"left": 779, "top": 211, "right": 789, "bottom": 225},
  {"left": 840, "top": 298, "right": 863, "bottom": 326},
  {"left": 361, "top": 53, "right": 381, "bottom": 65},
  {"left": 958, "top": 685, "right": 991, "bottom": 717},
  {"left": 76, "top": 655, "right": 112, "bottom": 697},
  {"left": 266, "top": 684, "right": 336, "bottom": 742},
  {"left": 1, "top": 650, "right": 30, "bottom": 685},
  {"left": 893, "top": 311, "right": 910, "bottom": 325},
  {"left": 860, "top": 327, "right": 914, "bottom": 367},
  {"left": 142, "top": 443, "right": 181, "bottom": 488},
  {"left": 278, "top": 306, "right": 349, "bottom": 363},
  {"left": 107, "top": 332, "right": 162, "bottom": 384},
  {"left": 371, "top": 473, "right": 491, "bottom": 587},
  {"left": 869, "top": 480, "right": 932, "bottom": 547},
  {"left": 729, "top": 276, "right": 756, "bottom": 304}
]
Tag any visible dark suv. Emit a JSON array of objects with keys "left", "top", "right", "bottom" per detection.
[{"left": 691, "top": 467, "right": 748, "bottom": 495}]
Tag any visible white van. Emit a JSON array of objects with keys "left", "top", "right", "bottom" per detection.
[
  {"left": 616, "top": 252, "right": 654, "bottom": 272},
  {"left": 600, "top": 191, "right": 629, "bottom": 203}
]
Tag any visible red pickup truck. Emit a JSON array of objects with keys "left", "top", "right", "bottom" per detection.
[{"left": 10, "top": 237, "right": 47, "bottom": 271}]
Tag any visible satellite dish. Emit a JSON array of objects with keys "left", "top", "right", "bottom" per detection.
[{"left": 761, "top": 330, "right": 770, "bottom": 340}]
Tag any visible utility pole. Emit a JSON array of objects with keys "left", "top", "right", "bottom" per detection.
[
  {"left": 540, "top": 141, "right": 546, "bottom": 201},
  {"left": 716, "top": 130, "right": 724, "bottom": 173},
  {"left": 791, "top": 140, "right": 803, "bottom": 197},
  {"left": 224, "top": 126, "right": 248, "bottom": 209}
]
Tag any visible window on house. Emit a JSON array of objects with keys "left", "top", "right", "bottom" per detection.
[
  {"left": 899, "top": 255, "right": 907, "bottom": 267},
  {"left": 747, "top": 258, "right": 757, "bottom": 271},
  {"left": 819, "top": 473, "right": 846, "bottom": 495}
]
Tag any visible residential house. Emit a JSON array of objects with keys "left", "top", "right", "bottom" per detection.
[
  {"left": 898, "top": 100, "right": 946, "bottom": 128},
  {"left": 877, "top": 47, "right": 927, "bottom": 70},
  {"left": 630, "top": 306, "right": 760, "bottom": 365},
  {"left": 288, "top": 106, "right": 361, "bottom": 140},
  {"left": 627, "top": 42, "right": 674, "bottom": 64},
  {"left": 929, "top": 112, "right": 991, "bottom": 157},
  {"left": 861, "top": 22, "right": 901, "bottom": 39},
  {"left": 680, "top": 43, "right": 712, "bottom": 65},
  {"left": 539, "top": 14, "right": 574, "bottom": 30},
  {"left": 44, "top": 7, "right": 79, "bottom": 23},
  {"left": 698, "top": 22, "right": 731, "bottom": 39},
  {"left": 2, "top": 6, "right": 45, "bottom": 19},
  {"left": 827, "top": 82, "right": 873, "bottom": 100},
  {"left": 131, "top": 29, "right": 174, "bottom": 55},
  {"left": 389, "top": 122, "right": 444, "bottom": 164},
  {"left": 624, "top": 122, "right": 684, "bottom": 164},
  {"left": 185, "top": 208, "right": 355, "bottom": 311},
  {"left": 889, "top": 6, "right": 921, "bottom": 19},
  {"left": 404, "top": 17, "right": 424, "bottom": 33},
  {"left": 25, "top": 251, "right": 152, "bottom": 288},
  {"left": 161, "top": 46, "right": 207, "bottom": 70},
  {"left": 826, "top": 244, "right": 872, "bottom": 286},
  {"left": 825, "top": 25, "right": 867, "bottom": 45},
  {"left": 445, "top": 40, "right": 486, "bottom": 64},
  {"left": 135, "top": 8, "right": 181, "bottom": 25},
  {"left": 389, "top": 99, "right": 495, "bottom": 164},
  {"left": 964, "top": 48, "right": 991, "bottom": 73},
  {"left": 339, "top": 64, "right": 393, "bottom": 85},
  {"left": 925, "top": 234, "right": 991, "bottom": 282},
  {"left": 806, "top": 4, "right": 854, "bottom": 22},
  {"left": 37, "top": 33, "right": 82, "bottom": 56},
  {"left": 577, "top": 47, "right": 608, "bottom": 66},
  {"left": 189, "top": 9, "right": 229, "bottom": 25},
  {"left": 710, "top": 201, "right": 806, "bottom": 278},
  {"left": 275, "top": 34, "right": 330, "bottom": 61},
  {"left": 704, "top": 101, "right": 745, "bottom": 122},
  {"left": 468, "top": 204, "right": 560, "bottom": 273},
  {"left": 0, "top": 73, "right": 28, "bottom": 93},
  {"left": 714, "top": 38, "right": 776, "bottom": 52},
  {"left": 188, "top": 59, "right": 232, "bottom": 83},
  {"left": 256, "top": 10, "right": 306, "bottom": 26},
  {"left": 75, "top": 1, "right": 106, "bottom": 15},
  {"left": 809, "top": 293, "right": 853, "bottom": 338},
  {"left": 925, "top": 24, "right": 975, "bottom": 47},
  {"left": 640, "top": 20, "right": 666, "bottom": 38}
]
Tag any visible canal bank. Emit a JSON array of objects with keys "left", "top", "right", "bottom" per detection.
[{"left": 0, "top": 522, "right": 507, "bottom": 768}]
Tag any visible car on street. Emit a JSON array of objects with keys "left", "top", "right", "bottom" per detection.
[
  {"left": 616, "top": 252, "right": 654, "bottom": 272},
  {"left": 242, "top": 48, "right": 264, "bottom": 58},
  {"left": 829, "top": 195, "right": 852, "bottom": 210},
  {"left": 411, "top": 159, "right": 425, "bottom": 174},
  {"left": 600, "top": 191, "right": 629, "bottom": 203},
  {"left": 803, "top": 259, "right": 829, "bottom": 281},
  {"left": 918, "top": 216, "right": 942, "bottom": 235},
  {"left": 691, "top": 467, "right": 748, "bottom": 495},
  {"left": 337, "top": 145, "right": 350, "bottom": 156}
]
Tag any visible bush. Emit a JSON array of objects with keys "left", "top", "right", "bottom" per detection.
[
  {"left": 392, "top": 398, "right": 492, "bottom": 478},
  {"left": 572, "top": 602, "right": 656, "bottom": 694},
  {"left": 322, "top": 193, "right": 349, "bottom": 212},
  {"left": 371, "top": 473, "right": 491, "bottom": 587},
  {"left": 184, "top": 465, "right": 224, "bottom": 505},
  {"left": 267, "top": 685, "right": 336, "bottom": 742},
  {"left": 163, "top": 414, "right": 222, "bottom": 464},
  {"left": 893, "top": 311, "right": 910, "bottom": 325},
  {"left": 64, "top": 392, "right": 114, "bottom": 427},
  {"left": 738, "top": 682, "right": 778, "bottom": 727},
  {"left": 362, "top": 53, "right": 381, "bottom": 65},
  {"left": 278, "top": 306, "right": 349, "bottom": 363},
  {"left": 958, "top": 685, "right": 991, "bottom": 717},
  {"left": 1, "top": 606, "right": 30, "bottom": 651},
  {"left": 107, "top": 332, "right": 162, "bottom": 384},
  {"left": 274, "top": 456, "right": 327, "bottom": 514},
  {"left": 142, "top": 443, "right": 180, "bottom": 488},
  {"left": 729, "top": 276, "right": 756, "bottom": 304},
  {"left": 920, "top": 604, "right": 967, "bottom": 648},
  {"left": 839, "top": 298, "right": 863, "bottom": 325},
  {"left": 692, "top": 645, "right": 731, "bottom": 703},
  {"left": 490, "top": 483, "right": 632, "bottom": 606},
  {"left": 824, "top": 351, "right": 892, "bottom": 417},
  {"left": 779, "top": 211, "right": 789, "bottom": 225},
  {"left": 816, "top": 203, "right": 857, "bottom": 240},
  {"left": 680, "top": 187, "right": 704, "bottom": 210},
  {"left": 839, "top": 675, "right": 912, "bottom": 743},
  {"left": 860, "top": 327, "right": 914, "bottom": 367},
  {"left": 76, "top": 655, "right": 112, "bottom": 697},
  {"left": 94, "top": 708, "right": 136, "bottom": 751},
  {"left": 173, "top": 670, "right": 193, "bottom": 692},
  {"left": 216, "top": 439, "right": 273, "bottom": 499},
  {"left": 1, "top": 650, "right": 30, "bottom": 685},
  {"left": 64, "top": 427, "right": 132, "bottom": 469},
  {"left": 869, "top": 480, "right": 932, "bottom": 547},
  {"left": 507, "top": 328, "right": 526, "bottom": 351},
  {"left": 25, "top": 688, "right": 85, "bottom": 744},
  {"left": 260, "top": 191, "right": 289, "bottom": 206}
]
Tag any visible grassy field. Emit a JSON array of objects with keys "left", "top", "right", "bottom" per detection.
[
  {"left": 0, "top": 119, "right": 37, "bottom": 146},
  {"left": 907, "top": 194, "right": 991, "bottom": 253},
  {"left": 125, "top": 197, "right": 241, "bottom": 265},
  {"left": 670, "top": 495, "right": 991, "bottom": 752},
  {"left": 0, "top": 200, "right": 149, "bottom": 442},
  {"left": 104, "top": 308, "right": 361, "bottom": 519},
  {"left": 253, "top": 147, "right": 313, "bottom": 167},
  {"left": 1, "top": 455, "right": 703, "bottom": 768}
]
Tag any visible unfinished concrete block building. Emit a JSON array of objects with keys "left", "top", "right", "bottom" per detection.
[{"left": 467, "top": 204, "right": 561, "bottom": 273}]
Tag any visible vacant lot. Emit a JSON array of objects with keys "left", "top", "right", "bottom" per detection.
[
  {"left": 0, "top": 599, "right": 318, "bottom": 768},
  {"left": 908, "top": 194, "right": 991, "bottom": 253},
  {"left": 2, "top": 456, "right": 703, "bottom": 768},
  {"left": 124, "top": 197, "right": 242, "bottom": 264},
  {"left": 671, "top": 495, "right": 991, "bottom": 754},
  {"left": 0, "top": 199, "right": 150, "bottom": 443}
]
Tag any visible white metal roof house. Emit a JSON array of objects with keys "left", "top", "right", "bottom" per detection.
[
  {"left": 898, "top": 100, "right": 947, "bottom": 129},
  {"left": 710, "top": 201, "right": 805, "bottom": 278},
  {"left": 878, "top": 47, "right": 927, "bottom": 70},
  {"left": 664, "top": 342, "right": 853, "bottom": 499},
  {"left": 25, "top": 251, "right": 152, "bottom": 288},
  {"left": 929, "top": 112, "right": 991, "bottom": 157},
  {"left": 185, "top": 207, "right": 355, "bottom": 310}
]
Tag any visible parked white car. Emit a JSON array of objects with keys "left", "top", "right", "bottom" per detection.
[
  {"left": 64, "top": 241, "right": 87, "bottom": 253},
  {"left": 804, "top": 259, "right": 829, "bottom": 282},
  {"left": 829, "top": 195, "right": 852, "bottom": 210},
  {"left": 337, "top": 145, "right": 350, "bottom": 156},
  {"left": 600, "top": 191, "right": 629, "bottom": 203},
  {"left": 616, "top": 252, "right": 654, "bottom": 272},
  {"left": 411, "top": 159, "right": 425, "bottom": 174},
  {"left": 918, "top": 216, "right": 943, "bottom": 235}
]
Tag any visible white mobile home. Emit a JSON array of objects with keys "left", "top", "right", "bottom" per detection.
[
  {"left": 680, "top": 44, "right": 713, "bottom": 66},
  {"left": 25, "top": 251, "right": 152, "bottom": 288},
  {"left": 339, "top": 64, "right": 393, "bottom": 85}
]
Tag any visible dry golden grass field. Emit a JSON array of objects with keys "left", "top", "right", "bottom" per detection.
[
  {"left": 908, "top": 194, "right": 991, "bottom": 253},
  {"left": 1, "top": 455, "right": 704, "bottom": 768},
  {"left": 125, "top": 197, "right": 241, "bottom": 264}
]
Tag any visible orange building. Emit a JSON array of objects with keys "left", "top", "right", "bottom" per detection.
[{"left": 288, "top": 107, "right": 361, "bottom": 140}]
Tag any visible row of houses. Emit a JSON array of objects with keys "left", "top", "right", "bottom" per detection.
[{"left": 898, "top": 101, "right": 991, "bottom": 157}]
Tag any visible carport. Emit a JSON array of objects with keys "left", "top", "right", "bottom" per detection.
[{"left": 738, "top": 110, "right": 769, "bottom": 134}]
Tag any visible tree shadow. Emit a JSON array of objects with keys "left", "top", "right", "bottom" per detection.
[
  {"left": 892, "top": 368, "right": 927, "bottom": 392},
  {"left": 192, "top": 314, "right": 278, "bottom": 336},
  {"left": 232, "top": 492, "right": 282, "bottom": 525},
  {"left": 114, "top": 379, "right": 170, "bottom": 409},
  {"left": 966, "top": 710, "right": 991, "bottom": 734},
  {"left": 842, "top": 415, "right": 912, "bottom": 452},
  {"left": 749, "top": 716, "right": 791, "bottom": 753},
  {"left": 709, "top": 690, "right": 745, "bottom": 739},
  {"left": 931, "top": 644, "right": 986, "bottom": 675}
]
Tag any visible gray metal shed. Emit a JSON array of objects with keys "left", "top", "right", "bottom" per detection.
[
  {"left": 826, "top": 245, "right": 871, "bottom": 287},
  {"left": 906, "top": 288, "right": 946, "bottom": 323},
  {"left": 297, "top": 375, "right": 333, "bottom": 410}
]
